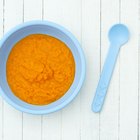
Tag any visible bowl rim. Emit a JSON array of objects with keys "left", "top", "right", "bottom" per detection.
[{"left": 0, "top": 20, "right": 86, "bottom": 115}]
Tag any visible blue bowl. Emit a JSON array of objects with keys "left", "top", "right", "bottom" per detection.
[{"left": 0, "top": 21, "right": 86, "bottom": 115}]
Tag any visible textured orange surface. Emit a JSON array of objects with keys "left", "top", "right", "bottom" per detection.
[{"left": 6, "top": 34, "right": 75, "bottom": 105}]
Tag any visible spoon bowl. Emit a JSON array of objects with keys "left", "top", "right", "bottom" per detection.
[{"left": 108, "top": 24, "right": 130, "bottom": 46}]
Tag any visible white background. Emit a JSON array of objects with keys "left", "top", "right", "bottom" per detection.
[{"left": 0, "top": 0, "right": 139, "bottom": 139}]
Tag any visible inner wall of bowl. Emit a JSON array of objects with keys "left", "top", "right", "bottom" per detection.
[{"left": 0, "top": 24, "right": 82, "bottom": 111}]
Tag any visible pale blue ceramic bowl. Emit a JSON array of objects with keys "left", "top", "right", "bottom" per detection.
[{"left": 0, "top": 21, "right": 86, "bottom": 114}]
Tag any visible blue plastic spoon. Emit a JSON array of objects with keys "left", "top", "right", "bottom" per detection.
[{"left": 92, "top": 24, "right": 130, "bottom": 113}]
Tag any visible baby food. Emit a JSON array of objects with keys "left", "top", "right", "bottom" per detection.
[{"left": 6, "top": 34, "right": 75, "bottom": 105}]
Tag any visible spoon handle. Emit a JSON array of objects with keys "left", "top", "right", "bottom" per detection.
[{"left": 92, "top": 44, "right": 120, "bottom": 112}]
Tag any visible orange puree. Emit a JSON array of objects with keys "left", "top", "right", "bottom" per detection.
[{"left": 6, "top": 34, "right": 75, "bottom": 105}]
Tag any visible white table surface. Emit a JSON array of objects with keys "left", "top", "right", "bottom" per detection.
[{"left": 0, "top": 0, "right": 139, "bottom": 139}]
